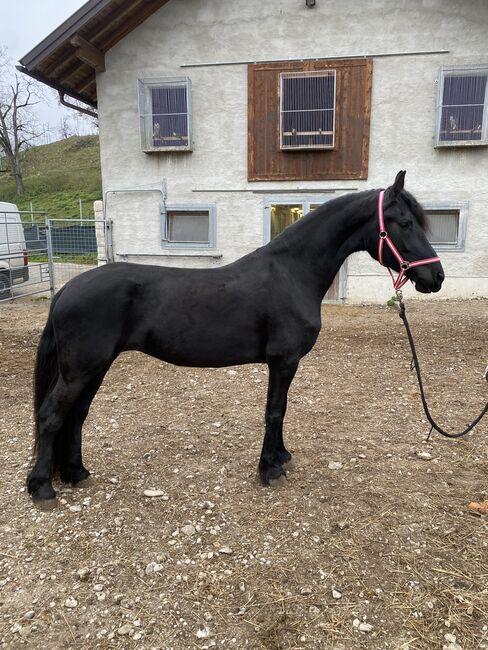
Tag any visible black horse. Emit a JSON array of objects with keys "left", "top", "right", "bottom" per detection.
[{"left": 27, "top": 171, "right": 444, "bottom": 503}]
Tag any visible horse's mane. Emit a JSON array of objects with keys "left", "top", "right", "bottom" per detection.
[
  {"left": 269, "top": 186, "right": 430, "bottom": 250},
  {"left": 400, "top": 190, "right": 430, "bottom": 233}
]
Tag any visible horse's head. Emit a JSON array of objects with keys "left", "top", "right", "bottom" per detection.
[{"left": 368, "top": 171, "right": 444, "bottom": 294}]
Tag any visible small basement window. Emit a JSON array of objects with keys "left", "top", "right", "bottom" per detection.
[
  {"left": 280, "top": 70, "right": 336, "bottom": 150},
  {"left": 423, "top": 202, "right": 468, "bottom": 251},
  {"left": 138, "top": 77, "right": 192, "bottom": 152},
  {"left": 435, "top": 65, "right": 488, "bottom": 146},
  {"left": 161, "top": 205, "right": 216, "bottom": 249}
]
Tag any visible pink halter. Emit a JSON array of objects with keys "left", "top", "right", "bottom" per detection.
[{"left": 377, "top": 190, "right": 441, "bottom": 291}]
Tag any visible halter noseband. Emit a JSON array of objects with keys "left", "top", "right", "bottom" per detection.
[{"left": 377, "top": 190, "right": 441, "bottom": 291}]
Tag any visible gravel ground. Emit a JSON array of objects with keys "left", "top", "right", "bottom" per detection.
[{"left": 0, "top": 296, "right": 487, "bottom": 650}]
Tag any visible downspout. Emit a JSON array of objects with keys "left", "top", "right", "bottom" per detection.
[{"left": 58, "top": 92, "right": 98, "bottom": 119}]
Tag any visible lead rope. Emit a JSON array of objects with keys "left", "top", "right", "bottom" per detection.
[{"left": 394, "top": 291, "right": 488, "bottom": 441}]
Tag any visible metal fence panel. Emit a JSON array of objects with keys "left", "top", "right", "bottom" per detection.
[
  {"left": 0, "top": 210, "right": 50, "bottom": 302},
  {"left": 46, "top": 219, "right": 112, "bottom": 293},
  {"left": 0, "top": 213, "right": 112, "bottom": 302}
]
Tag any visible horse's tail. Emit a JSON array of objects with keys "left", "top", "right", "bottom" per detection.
[{"left": 31, "top": 291, "right": 63, "bottom": 468}]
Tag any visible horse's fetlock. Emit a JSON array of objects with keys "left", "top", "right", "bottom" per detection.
[
  {"left": 60, "top": 465, "right": 90, "bottom": 485},
  {"left": 277, "top": 449, "right": 292, "bottom": 465}
]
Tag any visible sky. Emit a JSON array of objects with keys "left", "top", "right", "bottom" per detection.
[{"left": 0, "top": 0, "right": 95, "bottom": 140}]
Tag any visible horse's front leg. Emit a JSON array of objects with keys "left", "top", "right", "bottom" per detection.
[{"left": 258, "top": 357, "right": 299, "bottom": 485}]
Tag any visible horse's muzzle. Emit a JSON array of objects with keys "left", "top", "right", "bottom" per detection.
[{"left": 413, "top": 269, "right": 445, "bottom": 293}]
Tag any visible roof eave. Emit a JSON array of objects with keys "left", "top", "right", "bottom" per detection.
[{"left": 19, "top": 0, "right": 112, "bottom": 69}]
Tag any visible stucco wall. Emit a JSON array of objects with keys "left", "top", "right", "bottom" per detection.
[{"left": 96, "top": 0, "right": 488, "bottom": 301}]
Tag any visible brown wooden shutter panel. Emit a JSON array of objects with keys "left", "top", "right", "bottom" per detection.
[{"left": 248, "top": 58, "right": 372, "bottom": 181}]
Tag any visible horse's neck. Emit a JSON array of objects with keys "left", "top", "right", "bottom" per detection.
[{"left": 271, "top": 193, "right": 375, "bottom": 298}]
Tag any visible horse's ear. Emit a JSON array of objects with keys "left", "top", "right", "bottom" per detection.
[{"left": 391, "top": 170, "right": 406, "bottom": 197}]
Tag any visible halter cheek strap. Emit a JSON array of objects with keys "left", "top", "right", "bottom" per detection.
[{"left": 377, "top": 190, "right": 441, "bottom": 291}]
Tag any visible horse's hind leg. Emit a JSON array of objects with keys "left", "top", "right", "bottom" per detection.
[
  {"left": 27, "top": 376, "right": 91, "bottom": 501},
  {"left": 258, "top": 357, "right": 299, "bottom": 484},
  {"left": 57, "top": 371, "right": 107, "bottom": 486}
]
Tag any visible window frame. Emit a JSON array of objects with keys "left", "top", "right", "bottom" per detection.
[
  {"left": 422, "top": 201, "right": 468, "bottom": 252},
  {"left": 138, "top": 77, "right": 192, "bottom": 153},
  {"left": 435, "top": 64, "right": 488, "bottom": 148},
  {"left": 279, "top": 69, "right": 337, "bottom": 151},
  {"left": 161, "top": 203, "right": 216, "bottom": 250}
]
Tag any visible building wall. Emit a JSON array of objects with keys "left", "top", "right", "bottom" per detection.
[{"left": 96, "top": 0, "right": 488, "bottom": 302}]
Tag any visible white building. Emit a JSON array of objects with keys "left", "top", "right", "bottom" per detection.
[{"left": 20, "top": 0, "right": 488, "bottom": 302}]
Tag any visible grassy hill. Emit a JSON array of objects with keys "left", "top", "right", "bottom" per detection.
[{"left": 0, "top": 135, "right": 102, "bottom": 219}]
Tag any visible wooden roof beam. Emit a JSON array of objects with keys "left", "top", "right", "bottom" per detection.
[
  {"left": 78, "top": 74, "right": 97, "bottom": 94},
  {"left": 70, "top": 34, "right": 106, "bottom": 72}
]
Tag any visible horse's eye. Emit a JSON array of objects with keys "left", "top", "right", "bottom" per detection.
[{"left": 400, "top": 221, "right": 411, "bottom": 230}]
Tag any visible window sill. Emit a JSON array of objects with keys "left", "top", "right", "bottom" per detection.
[
  {"left": 430, "top": 245, "right": 465, "bottom": 253},
  {"left": 142, "top": 147, "right": 192, "bottom": 153},
  {"left": 434, "top": 141, "right": 488, "bottom": 148},
  {"left": 118, "top": 251, "right": 222, "bottom": 259}
]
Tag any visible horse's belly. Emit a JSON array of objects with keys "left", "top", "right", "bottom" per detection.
[{"left": 135, "top": 323, "right": 266, "bottom": 368}]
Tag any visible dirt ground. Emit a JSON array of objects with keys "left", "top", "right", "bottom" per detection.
[{"left": 0, "top": 296, "right": 487, "bottom": 650}]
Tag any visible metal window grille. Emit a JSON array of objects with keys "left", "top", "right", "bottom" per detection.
[
  {"left": 280, "top": 70, "right": 336, "bottom": 150},
  {"left": 436, "top": 65, "right": 488, "bottom": 146},
  {"left": 139, "top": 77, "right": 192, "bottom": 152},
  {"left": 426, "top": 210, "right": 459, "bottom": 245}
]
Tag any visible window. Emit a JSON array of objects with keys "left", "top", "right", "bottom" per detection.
[
  {"left": 270, "top": 204, "right": 303, "bottom": 239},
  {"left": 161, "top": 205, "right": 216, "bottom": 249},
  {"left": 248, "top": 58, "right": 372, "bottom": 181},
  {"left": 265, "top": 198, "right": 326, "bottom": 243},
  {"left": 264, "top": 196, "right": 345, "bottom": 302},
  {"left": 138, "top": 78, "right": 192, "bottom": 152},
  {"left": 423, "top": 202, "right": 468, "bottom": 251},
  {"left": 280, "top": 70, "right": 336, "bottom": 150},
  {"left": 435, "top": 65, "right": 488, "bottom": 146}
]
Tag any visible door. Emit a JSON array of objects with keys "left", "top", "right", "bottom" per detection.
[{"left": 265, "top": 198, "right": 346, "bottom": 302}]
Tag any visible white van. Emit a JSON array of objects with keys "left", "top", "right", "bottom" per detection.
[{"left": 0, "top": 201, "right": 29, "bottom": 299}]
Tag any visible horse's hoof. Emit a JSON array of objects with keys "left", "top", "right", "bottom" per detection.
[
  {"left": 73, "top": 476, "right": 95, "bottom": 489},
  {"left": 282, "top": 458, "right": 295, "bottom": 471},
  {"left": 258, "top": 463, "right": 287, "bottom": 486},
  {"left": 269, "top": 473, "right": 288, "bottom": 488},
  {"left": 27, "top": 476, "right": 56, "bottom": 500},
  {"left": 30, "top": 483, "right": 57, "bottom": 507},
  {"left": 33, "top": 497, "right": 59, "bottom": 511}
]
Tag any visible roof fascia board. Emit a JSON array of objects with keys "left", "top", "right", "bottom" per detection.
[{"left": 19, "top": 0, "right": 113, "bottom": 69}]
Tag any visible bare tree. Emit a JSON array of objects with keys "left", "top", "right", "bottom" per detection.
[
  {"left": 0, "top": 49, "right": 46, "bottom": 195},
  {"left": 59, "top": 116, "right": 73, "bottom": 139}
]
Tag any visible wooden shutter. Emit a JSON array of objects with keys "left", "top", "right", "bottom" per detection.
[{"left": 248, "top": 58, "right": 372, "bottom": 181}]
